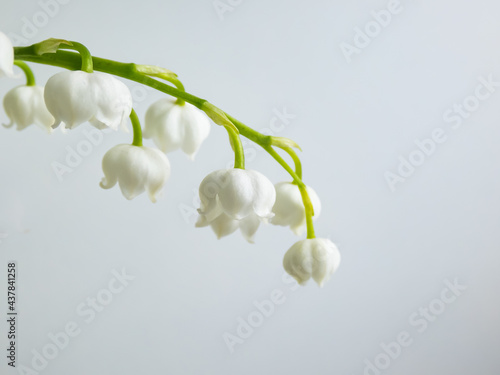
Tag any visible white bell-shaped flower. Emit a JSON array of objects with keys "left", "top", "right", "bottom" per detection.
[
  {"left": 283, "top": 238, "right": 341, "bottom": 287},
  {"left": 3, "top": 85, "right": 54, "bottom": 132},
  {"left": 196, "top": 169, "right": 276, "bottom": 242},
  {"left": 100, "top": 144, "right": 170, "bottom": 203},
  {"left": 44, "top": 70, "right": 132, "bottom": 131},
  {"left": 271, "top": 182, "right": 321, "bottom": 235},
  {"left": 144, "top": 98, "right": 210, "bottom": 159},
  {"left": 0, "top": 32, "right": 15, "bottom": 78}
]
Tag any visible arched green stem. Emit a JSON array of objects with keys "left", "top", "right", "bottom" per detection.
[
  {"left": 227, "top": 126, "right": 245, "bottom": 169},
  {"left": 263, "top": 145, "right": 301, "bottom": 184},
  {"left": 13, "top": 61, "right": 35, "bottom": 86},
  {"left": 166, "top": 77, "right": 185, "bottom": 104},
  {"left": 299, "top": 185, "right": 316, "bottom": 239},
  {"left": 13, "top": 43, "right": 314, "bottom": 236},
  {"left": 14, "top": 48, "right": 203, "bottom": 106},
  {"left": 13, "top": 46, "right": 272, "bottom": 147},
  {"left": 158, "top": 76, "right": 185, "bottom": 105},
  {"left": 58, "top": 41, "right": 93, "bottom": 72},
  {"left": 134, "top": 64, "right": 185, "bottom": 105},
  {"left": 278, "top": 146, "right": 302, "bottom": 181},
  {"left": 263, "top": 145, "right": 316, "bottom": 239},
  {"left": 130, "top": 109, "right": 143, "bottom": 147}
]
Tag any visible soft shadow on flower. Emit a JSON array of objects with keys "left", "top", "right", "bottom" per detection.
[
  {"left": 0, "top": 32, "right": 15, "bottom": 78},
  {"left": 144, "top": 97, "right": 210, "bottom": 159},
  {"left": 271, "top": 182, "right": 321, "bottom": 235},
  {"left": 196, "top": 169, "right": 276, "bottom": 242},
  {"left": 44, "top": 71, "right": 132, "bottom": 131},
  {"left": 283, "top": 238, "right": 341, "bottom": 287},
  {"left": 3, "top": 85, "right": 54, "bottom": 132},
  {"left": 100, "top": 144, "right": 171, "bottom": 203}
]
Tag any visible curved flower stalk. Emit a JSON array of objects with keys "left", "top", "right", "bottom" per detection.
[
  {"left": 100, "top": 144, "right": 171, "bottom": 203},
  {"left": 4, "top": 36, "right": 342, "bottom": 287},
  {"left": 271, "top": 182, "right": 321, "bottom": 235},
  {"left": 283, "top": 238, "right": 341, "bottom": 287},
  {"left": 196, "top": 169, "right": 276, "bottom": 242},
  {"left": 0, "top": 32, "right": 15, "bottom": 78},
  {"left": 3, "top": 85, "right": 54, "bottom": 132},
  {"left": 144, "top": 97, "right": 210, "bottom": 159},
  {"left": 44, "top": 70, "right": 132, "bottom": 131}
]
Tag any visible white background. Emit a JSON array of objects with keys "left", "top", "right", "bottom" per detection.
[{"left": 1, "top": 0, "right": 499, "bottom": 374}]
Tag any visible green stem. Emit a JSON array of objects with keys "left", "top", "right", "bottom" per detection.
[
  {"left": 165, "top": 76, "right": 185, "bottom": 92},
  {"left": 299, "top": 185, "right": 316, "bottom": 239},
  {"left": 14, "top": 48, "right": 200, "bottom": 103},
  {"left": 224, "top": 114, "right": 271, "bottom": 146},
  {"left": 13, "top": 61, "right": 36, "bottom": 86},
  {"left": 226, "top": 126, "right": 245, "bottom": 169},
  {"left": 263, "top": 145, "right": 315, "bottom": 239},
  {"left": 13, "top": 44, "right": 314, "bottom": 235},
  {"left": 13, "top": 46, "right": 272, "bottom": 146},
  {"left": 280, "top": 146, "right": 302, "bottom": 181},
  {"left": 58, "top": 41, "right": 93, "bottom": 72},
  {"left": 263, "top": 145, "right": 301, "bottom": 184},
  {"left": 130, "top": 109, "right": 142, "bottom": 147},
  {"left": 159, "top": 76, "right": 185, "bottom": 105}
]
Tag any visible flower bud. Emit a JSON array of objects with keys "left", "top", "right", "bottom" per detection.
[
  {"left": 271, "top": 182, "right": 321, "bottom": 235},
  {"left": 283, "top": 238, "right": 341, "bottom": 287},
  {"left": 144, "top": 98, "right": 210, "bottom": 159},
  {"left": 3, "top": 85, "right": 54, "bottom": 132},
  {"left": 0, "top": 32, "right": 15, "bottom": 78},
  {"left": 100, "top": 144, "right": 170, "bottom": 203},
  {"left": 44, "top": 71, "right": 132, "bottom": 131}
]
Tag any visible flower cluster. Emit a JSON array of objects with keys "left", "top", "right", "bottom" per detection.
[
  {"left": 1, "top": 32, "right": 341, "bottom": 287},
  {"left": 196, "top": 169, "right": 276, "bottom": 243}
]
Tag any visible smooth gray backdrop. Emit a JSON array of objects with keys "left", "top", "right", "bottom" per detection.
[{"left": 1, "top": 0, "right": 499, "bottom": 374}]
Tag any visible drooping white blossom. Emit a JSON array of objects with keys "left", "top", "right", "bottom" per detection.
[
  {"left": 271, "top": 182, "right": 321, "bottom": 235},
  {"left": 144, "top": 98, "right": 210, "bottom": 159},
  {"left": 196, "top": 169, "right": 276, "bottom": 242},
  {"left": 100, "top": 144, "right": 171, "bottom": 203},
  {"left": 44, "top": 71, "right": 132, "bottom": 131},
  {"left": 3, "top": 85, "right": 54, "bottom": 132},
  {"left": 0, "top": 32, "right": 15, "bottom": 78},
  {"left": 283, "top": 238, "right": 341, "bottom": 287}
]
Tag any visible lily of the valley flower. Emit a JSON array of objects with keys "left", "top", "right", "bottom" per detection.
[
  {"left": 3, "top": 85, "right": 54, "bottom": 132},
  {"left": 196, "top": 169, "right": 276, "bottom": 242},
  {"left": 0, "top": 32, "right": 15, "bottom": 78},
  {"left": 271, "top": 182, "right": 321, "bottom": 235},
  {"left": 144, "top": 98, "right": 210, "bottom": 159},
  {"left": 100, "top": 144, "right": 170, "bottom": 203},
  {"left": 283, "top": 238, "right": 341, "bottom": 287},
  {"left": 44, "top": 71, "right": 132, "bottom": 131}
]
